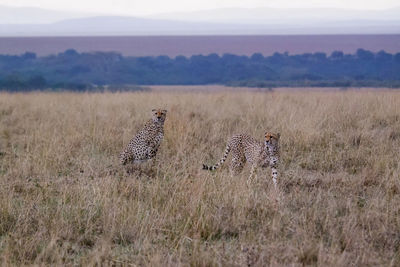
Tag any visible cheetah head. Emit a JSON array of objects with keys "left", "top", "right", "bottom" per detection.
[
  {"left": 152, "top": 109, "right": 167, "bottom": 123},
  {"left": 265, "top": 132, "right": 280, "bottom": 166},
  {"left": 265, "top": 132, "right": 280, "bottom": 146}
]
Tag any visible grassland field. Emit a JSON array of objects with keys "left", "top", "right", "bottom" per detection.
[{"left": 0, "top": 90, "right": 400, "bottom": 266}]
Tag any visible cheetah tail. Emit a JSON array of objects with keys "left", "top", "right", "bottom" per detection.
[{"left": 202, "top": 143, "right": 231, "bottom": 171}]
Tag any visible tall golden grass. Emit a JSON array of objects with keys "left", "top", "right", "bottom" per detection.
[{"left": 0, "top": 91, "right": 399, "bottom": 266}]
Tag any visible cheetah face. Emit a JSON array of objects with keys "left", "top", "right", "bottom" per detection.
[
  {"left": 265, "top": 132, "right": 280, "bottom": 161},
  {"left": 259, "top": 132, "right": 279, "bottom": 167},
  {"left": 152, "top": 109, "right": 167, "bottom": 123},
  {"left": 265, "top": 132, "right": 280, "bottom": 147}
]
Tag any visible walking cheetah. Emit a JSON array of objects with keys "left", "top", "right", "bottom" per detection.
[
  {"left": 202, "top": 132, "right": 280, "bottom": 186},
  {"left": 120, "top": 109, "right": 167, "bottom": 166}
]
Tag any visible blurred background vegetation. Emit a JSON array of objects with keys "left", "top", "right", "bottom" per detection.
[{"left": 0, "top": 49, "right": 399, "bottom": 91}]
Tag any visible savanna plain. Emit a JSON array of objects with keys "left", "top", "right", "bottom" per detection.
[{"left": 0, "top": 90, "right": 399, "bottom": 266}]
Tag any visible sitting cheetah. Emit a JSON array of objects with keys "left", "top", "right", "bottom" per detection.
[
  {"left": 202, "top": 132, "right": 280, "bottom": 186},
  {"left": 120, "top": 109, "right": 167, "bottom": 166}
]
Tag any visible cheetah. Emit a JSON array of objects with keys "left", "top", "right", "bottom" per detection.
[
  {"left": 119, "top": 109, "right": 167, "bottom": 166},
  {"left": 202, "top": 132, "right": 280, "bottom": 186}
]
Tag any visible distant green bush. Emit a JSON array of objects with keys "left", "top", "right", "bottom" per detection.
[{"left": 0, "top": 48, "right": 399, "bottom": 91}]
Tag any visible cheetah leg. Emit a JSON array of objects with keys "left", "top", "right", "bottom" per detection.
[
  {"left": 146, "top": 147, "right": 157, "bottom": 173},
  {"left": 248, "top": 164, "right": 258, "bottom": 185},
  {"left": 149, "top": 157, "right": 156, "bottom": 169},
  {"left": 144, "top": 157, "right": 157, "bottom": 177},
  {"left": 271, "top": 167, "right": 278, "bottom": 188},
  {"left": 229, "top": 159, "right": 244, "bottom": 177},
  {"left": 125, "top": 162, "right": 140, "bottom": 175}
]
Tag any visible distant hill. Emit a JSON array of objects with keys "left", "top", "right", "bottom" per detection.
[
  {"left": 0, "top": 6, "right": 399, "bottom": 36},
  {"left": 150, "top": 7, "right": 400, "bottom": 24},
  {"left": 0, "top": 16, "right": 234, "bottom": 36},
  {"left": 0, "top": 5, "right": 94, "bottom": 24},
  {"left": 0, "top": 17, "right": 399, "bottom": 36}
]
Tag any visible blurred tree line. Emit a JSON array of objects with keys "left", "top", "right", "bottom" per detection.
[{"left": 0, "top": 48, "right": 399, "bottom": 91}]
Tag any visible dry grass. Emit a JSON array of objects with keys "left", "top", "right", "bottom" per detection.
[{"left": 0, "top": 91, "right": 400, "bottom": 266}]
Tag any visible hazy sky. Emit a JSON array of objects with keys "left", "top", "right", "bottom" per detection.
[{"left": 1, "top": 0, "right": 399, "bottom": 15}]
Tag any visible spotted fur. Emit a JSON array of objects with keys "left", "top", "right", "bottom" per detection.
[
  {"left": 120, "top": 109, "right": 167, "bottom": 165},
  {"left": 203, "top": 132, "right": 280, "bottom": 186}
]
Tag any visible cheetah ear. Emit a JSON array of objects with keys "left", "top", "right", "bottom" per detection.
[
  {"left": 152, "top": 109, "right": 156, "bottom": 112},
  {"left": 162, "top": 109, "right": 167, "bottom": 113},
  {"left": 276, "top": 133, "right": 281, "bottom": 139}
]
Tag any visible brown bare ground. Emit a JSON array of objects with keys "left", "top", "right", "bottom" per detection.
[
  {"left": 1, "top": 35, "right": 400, "bottom": 57},
  {"left": 0, "top": 91, "right": 399, "bottom": 266}
]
